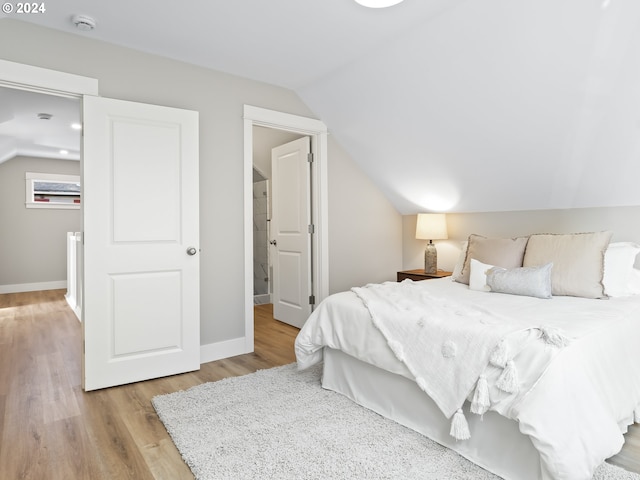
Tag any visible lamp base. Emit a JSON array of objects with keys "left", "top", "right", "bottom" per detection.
[{"left": 424, "top": 242, "right": 437, "bottom": 274}]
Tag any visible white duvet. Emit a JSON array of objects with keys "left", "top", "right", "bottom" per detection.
[{"left": 295, "top": 278, "right": 640, "bottom": 480}]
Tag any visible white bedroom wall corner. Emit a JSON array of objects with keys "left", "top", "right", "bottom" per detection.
[{"left": 327, "top": 137, "right": 402, "bottom": 294}]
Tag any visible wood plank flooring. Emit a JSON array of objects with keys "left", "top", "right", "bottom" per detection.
[
  {"left": 0, "top": 290, "right": 638, "bottom": 479},
  {"left": 0, "top": 291, "right": 298, "bottom": 479}
]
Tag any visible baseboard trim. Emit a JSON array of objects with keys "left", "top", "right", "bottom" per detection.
[
  {"left": 200, "top": 337, "right": 252, "bottom": 365},
  {"left": 0, "top": 280, "right": 67, "bottom": 294}
]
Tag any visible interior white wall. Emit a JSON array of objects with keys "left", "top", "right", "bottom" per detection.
[
  {"left": 328, "top": 137, "right": 403, "bottom": 293},
  {"left": 403, "top": 206, "right": 640, "bottom": 273},
  {"left": 0, "top": 20, "right": 403, "bottom": 350},
  {"left": 0, "top": 155, "right": 81, "bottom": 290}
]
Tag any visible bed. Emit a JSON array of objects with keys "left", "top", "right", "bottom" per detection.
[{"left": 295, "top": 232, "right": 640, "bottom": 480}]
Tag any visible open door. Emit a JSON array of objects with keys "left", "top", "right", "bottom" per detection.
[
  {"left": 82, "top": 96, "right": 200, "bottom": 391},
  {"left": 271, "top": 137, "right": 312, "bottom": 328}
]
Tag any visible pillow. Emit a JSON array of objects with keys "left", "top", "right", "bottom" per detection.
[
  {"left": 451, "top": 241, "right": 468, "bottom": 282},
  {"left": 603, "top": 242, "right": 640, "bottom": 297},
  {"left": 523, "top": 231, "right": 612, "bottom": 299},
  {"left": 485, "top": 263, "right": 553, "bottom": 299},
  {"left": 469, "top": 258, "right": 493, "bottom": 292},
  {"left": 628, "top": 269, "right": 640, "bottom": 295},
  {"left": 456, "top": 234, "right": 529, "bottom": 285}
]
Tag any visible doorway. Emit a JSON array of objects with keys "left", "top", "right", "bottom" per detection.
[
  {"left": 252, "top": 126, "right": 307, "bottom": 310},
  {"left": 243, "top": 105, "right": 329, "bottom": 351},
  {"left": 0, "top": 87, "right": 82, "bottom": 295}
]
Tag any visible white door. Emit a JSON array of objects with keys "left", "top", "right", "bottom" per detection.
[
  {"left": 82, "top": 96, "right": 200, "bottom": 391},
  {"left": 271, "top": 137, "right": 312, "bottom": 328}
]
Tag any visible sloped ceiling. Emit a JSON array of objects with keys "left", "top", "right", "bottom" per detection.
[{"left": 4, "top": 0, "right": 640, "bottom": 213}]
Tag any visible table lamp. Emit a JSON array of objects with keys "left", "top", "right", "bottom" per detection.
[{"left": 415, "top": 213, "right": 448, "bottom": 274}]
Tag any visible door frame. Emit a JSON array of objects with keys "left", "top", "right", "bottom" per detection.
[
  {"left": 0, "top": 59, "right": 98, "bottom": 305},
  {"left": 243, "top": 105, "right": 328, "bottom": 350},
  {"left": 0, "top": 59, "right": 98, "bottom": 98}
]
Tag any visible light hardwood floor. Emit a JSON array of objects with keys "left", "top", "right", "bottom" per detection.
[
  {"left": 0, "top": 291, "right": 297, "bottom": 479},
  {"left": 0, "top": 290, "right": 638, "bottom": 479}
]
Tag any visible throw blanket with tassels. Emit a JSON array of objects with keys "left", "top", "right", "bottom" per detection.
[{"left": 351, "top": 280, "right": 568, "bottom": 441}]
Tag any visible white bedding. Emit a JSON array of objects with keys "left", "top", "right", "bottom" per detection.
[{"left": 295, "top": 278, "right": 640, "bottom": 480}]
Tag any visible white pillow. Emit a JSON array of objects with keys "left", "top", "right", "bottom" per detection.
[
  {"left": 603, "top": 242, "right": 640, "bottom": 297},
  {"left": 628, "top": 269, "right": 640, "bottom": 295},
  {"left": 469, "top": 258, "right": 493, "bottom": 292}
]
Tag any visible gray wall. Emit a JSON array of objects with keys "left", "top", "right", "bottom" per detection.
[
  {"left": 329, "top": 137, "right": 403, "bottom": 293},
  {"left": 0, "top": 19, "right": 403, "bottom": 348},
  {"left": 0, "top": 155, "right": 81, "bottom": 287}
]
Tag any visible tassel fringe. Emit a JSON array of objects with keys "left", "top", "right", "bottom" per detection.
[
  {"left": 496, "top": 360, "right": 519, "bottom": 393},
  {"left": 539, "top": 326, "right": 570, "bottom": 348},
  {"left": 450, "top": 408, "right": 471, "bottom": 440},
  {"left": 489, "top": 340, "right": 508, "bottom": 368},
  {"left": 471, "top": 375, "right": 490, "bottom": 416}
]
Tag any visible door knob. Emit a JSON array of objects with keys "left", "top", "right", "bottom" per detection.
[
  {"left": 270, "top": 240, "right": 277, "bottom": 246},
  {"left": 186, "top": 246, "right": 198, "bottom": 256}
]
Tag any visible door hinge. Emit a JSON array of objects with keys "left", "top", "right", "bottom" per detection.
[
  {"left": 309, "top": 295, "right": 316, "bottom": 305},
  {"left": 308, "top": 224, "right": 315, "bottom": 234},
  {"left": 307, "top": 152, "right": 314, "bottom": 163}
]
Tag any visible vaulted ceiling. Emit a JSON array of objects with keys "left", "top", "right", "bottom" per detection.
[{"left": 4, "top": 0, "right": 640, "bottom": 213}]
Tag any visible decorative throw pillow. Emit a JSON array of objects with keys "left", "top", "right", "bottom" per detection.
[
  {"left": 603, "top": 242, "right": 640, "bottom": 297},
  {"left": 456, "top": 234, "right": 529, "bottom": 285},
  {"left": 469, "top": 258, "right": 493, "bottom": 292},
  {"left": 523, "top": 231, "right": 612, "bottom": 299},
  {"left": 485, "top": 263, "right": 553, "bottom": 299}
]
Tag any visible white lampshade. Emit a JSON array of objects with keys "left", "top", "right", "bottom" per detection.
[
  {"left": 415, "top": 213, "right": 448, "bottom": 241},
  {"left": 354, "top": 0, "right": 404, "bottom": 8}
]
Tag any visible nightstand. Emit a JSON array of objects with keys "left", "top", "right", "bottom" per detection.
[{"left": 397, "top": 269, "right": 452, "bottom": 282}]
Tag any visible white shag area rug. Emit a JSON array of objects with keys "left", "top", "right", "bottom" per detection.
[{"left": 152, "top": 364, "right": 640, "bottom": 480}]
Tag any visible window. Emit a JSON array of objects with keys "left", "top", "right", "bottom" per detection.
[{"left": 25, "top": 172, "right": 81, "bottom": 209}]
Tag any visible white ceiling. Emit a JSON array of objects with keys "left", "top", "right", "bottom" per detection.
[
  {"left": 0, "top": 88, "right": 80, "bottom": 164},
  {"left": 4, "top": 0, "right": 640, "bottom": 213}
]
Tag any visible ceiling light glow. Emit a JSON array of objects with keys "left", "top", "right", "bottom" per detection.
[
  {"left": 71, "top": 123, "right": 82, "bottom": 130},
  {"left": 354, "top": 0, "right": 404, "bottom": 8}
]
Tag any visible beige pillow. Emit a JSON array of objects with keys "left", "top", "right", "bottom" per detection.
[
  {"left": 456, "top": 234, "right": 529, "bottom": 285},
  {"left": 523, "top": 232, "right": 612, "bottom": 299}
]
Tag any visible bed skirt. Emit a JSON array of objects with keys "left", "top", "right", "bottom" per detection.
[{"left": 321, "top": 347, "right": 547, "bottom": 480}]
